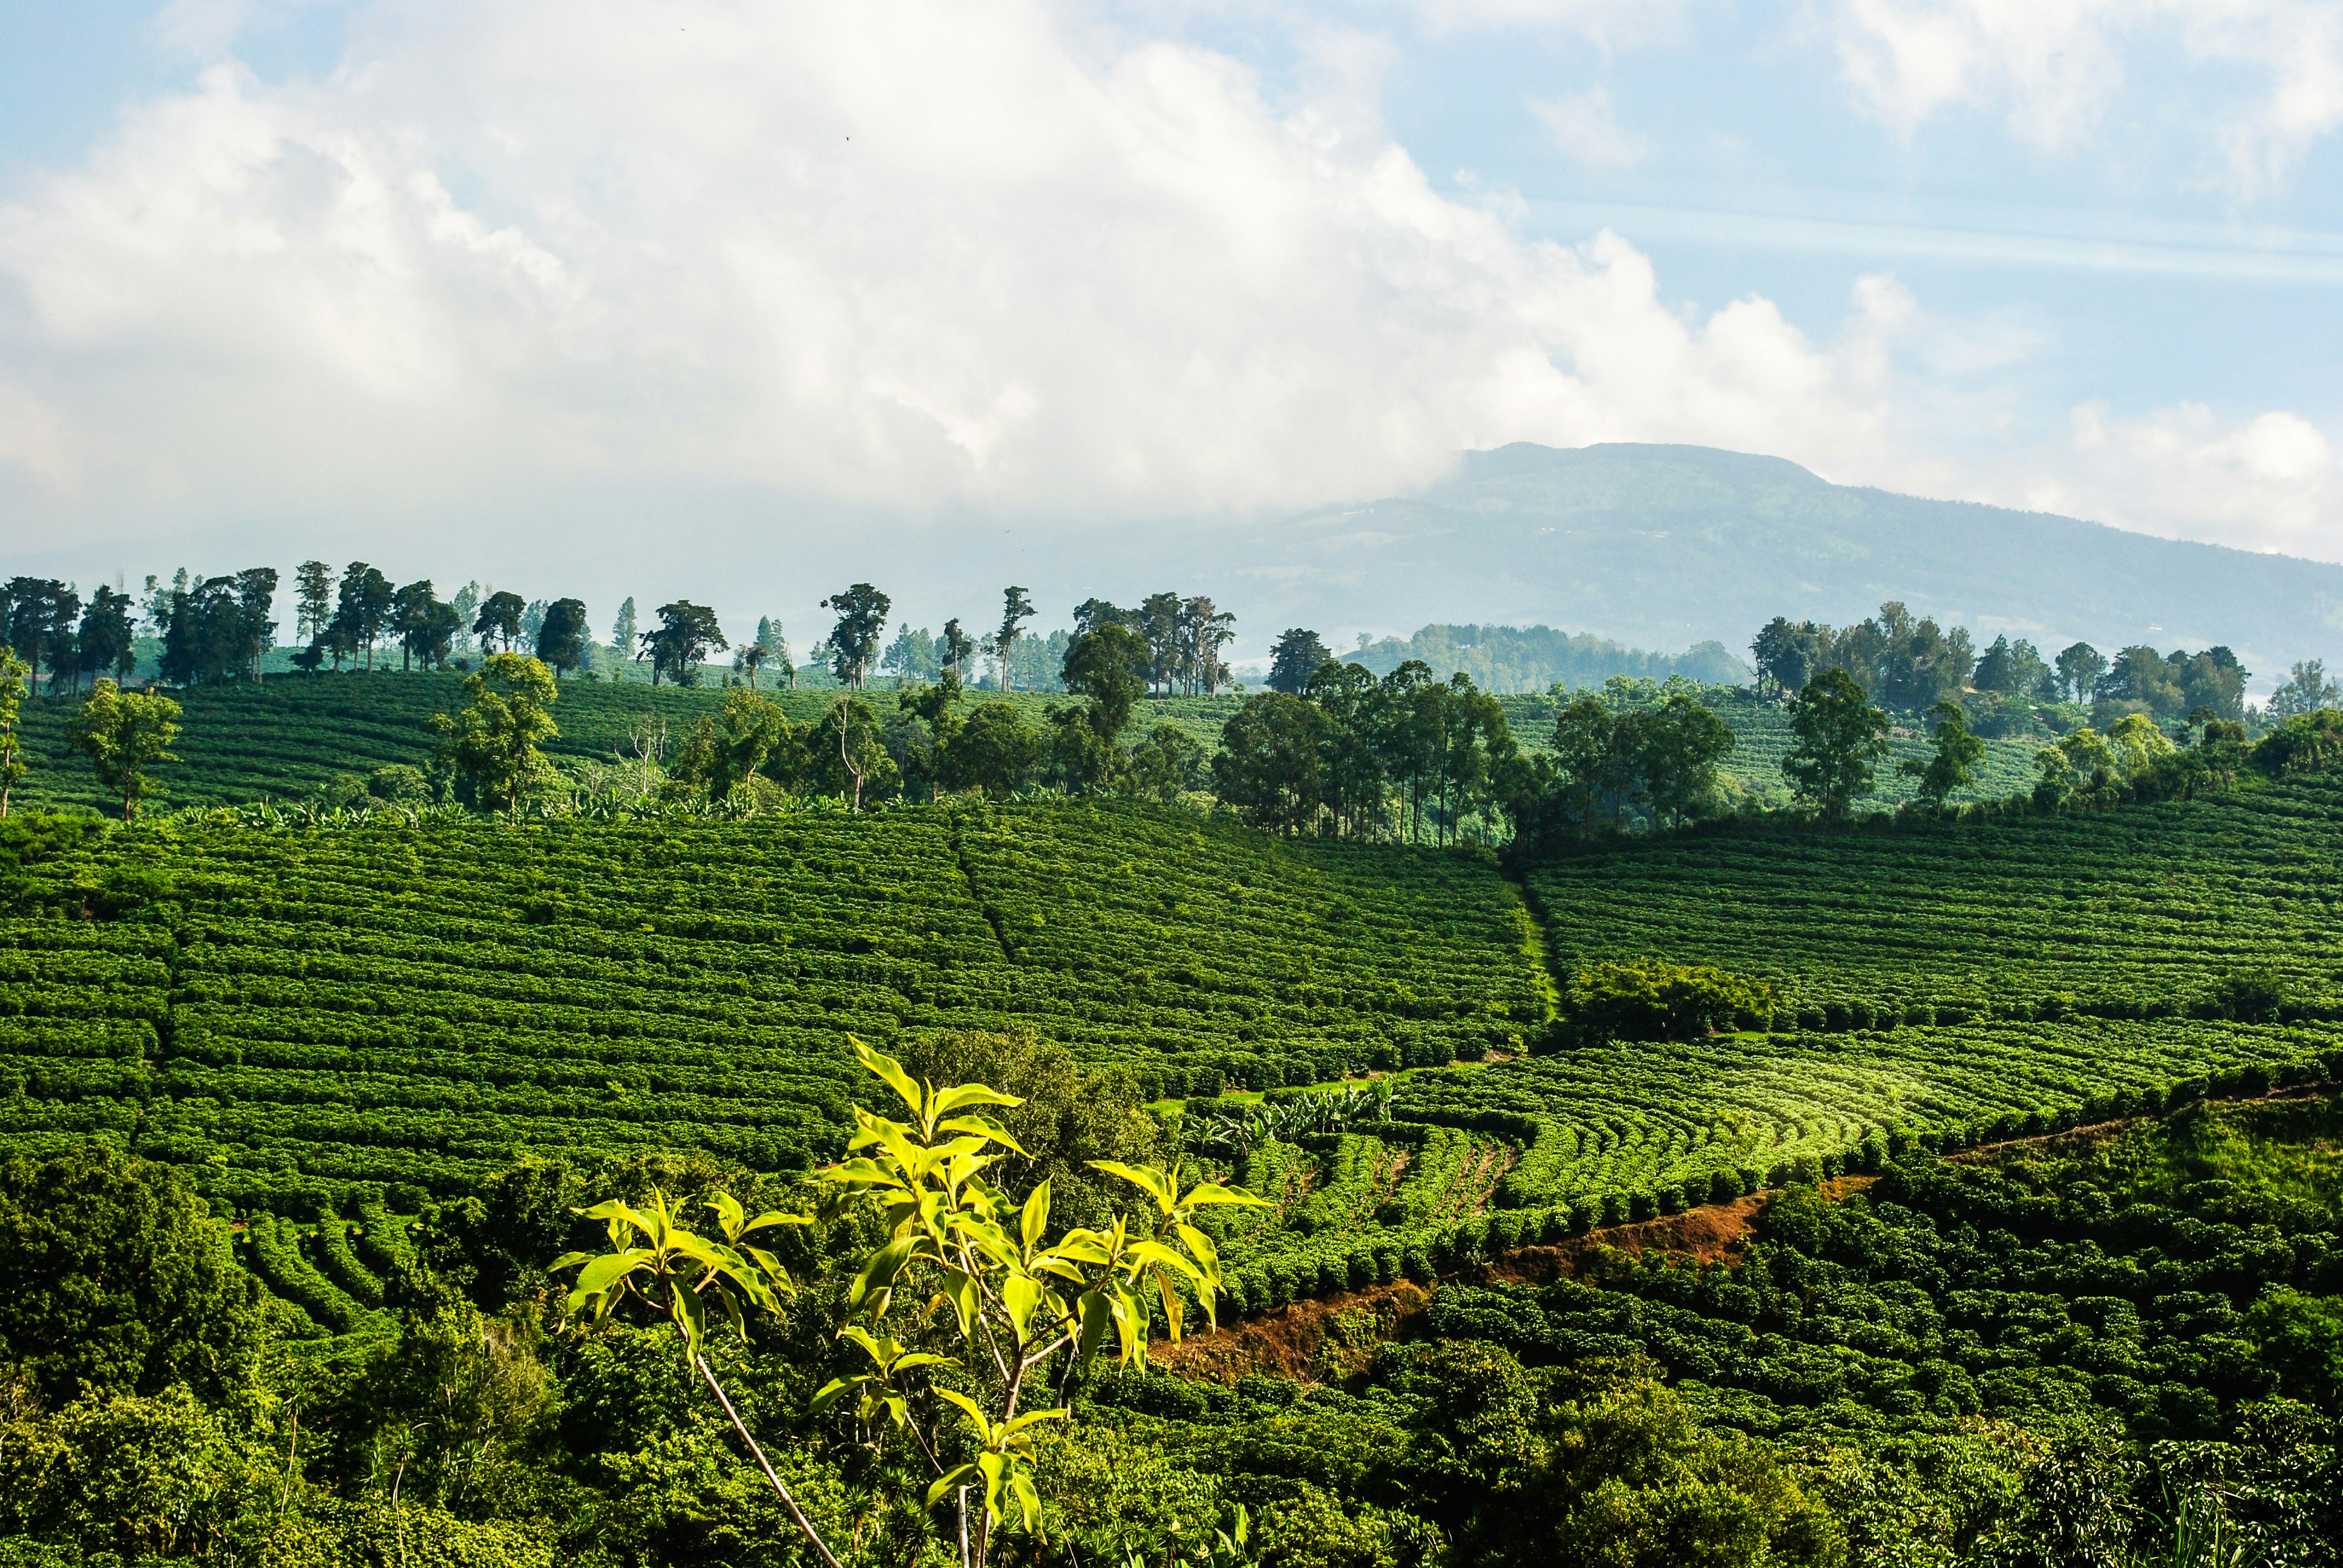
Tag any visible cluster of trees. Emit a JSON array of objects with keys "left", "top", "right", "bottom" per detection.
[
  {"left": 1213, "top": 657, "right": 1518, "bottom": 843},
  {"left": 1211, "top": 658, "right": 1752, "bottom": 848},
  {"left": 1751, "top": 602, "right": 2249, "bottom": 723},
  {"left": 0, "top": 577, "right": 137, "bottom": 696}
]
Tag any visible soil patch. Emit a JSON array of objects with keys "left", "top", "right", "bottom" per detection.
[{"left": 1158, "top": 1281, "right": 1432, "bottom": 1384}]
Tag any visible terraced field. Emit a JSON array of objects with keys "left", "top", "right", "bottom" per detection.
[
  {"left": 0, "top": 802, "right": 1539, "bottom": 1213},
  {"left": 1524, "top": 778, "right": 2343, "bottom": 1024},
  {"left": 15, "top": 671, "right": 2039, "bottom": 815},
  {"left": 10, "top": 779, "right": 2343, "bottom": 1321}
]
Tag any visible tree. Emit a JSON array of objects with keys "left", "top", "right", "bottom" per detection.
[
  {"left": 335, "top": 563, "right": 394, "bottom": 668},
  {"left": 1899, "top": 701, "right": 1985, "bottom": 807},
  {"left": 1973, "top": 635, "right": 2054, "bottom": 700},
  {"left": 75, "top": 586, "right": 138, "bottom": 688},
  {"left": 1781, "top": 668, "right": 1889, "bottom": 821},
  {"left": 0, "top": 1148, "right": 264, "bottom": 1406},
  {"left": 471, "top": 590, "right": 526, "bottom": 656},
  {"left": 536, "top": 597, "right": 590, "bottom": 677},
  {"left": 7, "top": 578, "right": 80, "bottom": 692},
  {"left": 0, "top": 650, "right": 27, "bottom": 816},
  {"left": 733, "top": 641, "right": 770, "bottom": 688},
  {"left": 1638, "top": 685, "right": 1737, "bottom": 829},
  {"left": 942, "top": 619, "right": 977, "bottom": 686},
  {"left": 811, "top": 1041, "right": 1260, "bottom": 1568},
  {"left": 1061, "top": 622, "right": 1149, "bottom": 747},
  {"left": 232, "top": 567, "right": 277, "bottom": 681},
  {"left": 818, "top": 584, "right": 891, "bottom": 690},
  {"left": 430, "top": 653, "right": 560, "bottom": 811},
  {"left": 672, "top": 690, "right": 791, "bottom": 800},
  {"left": 390, "top": 581, "right": 439, "bottom": 673},
  {"left": 880, "top": 625, "right": 939, "bottom": 685},
  {"left": 1136, "top": 592, "right": 1184, "bottom": 694},
  {"left": 295, "top": 560, "right": 335, "bottom": 642},
  {"left": 609, "top": 596, "right": 638, "bottom": 667},
  {"left": 1125, "top": 723, "right": 1205, "bottom": 803},
  {"left": 444, "top": 581, "right": 477, "bottom": 652},
  {"left": 991, "top": 587, "right": 1035, "bottom": 693},
  {"left": 552, "top": 1191, "right": 840, "bottom": 1568},
  {"left": 1266, "top": 629, "right": 1331, "bottom": 696},
  {"left": 1567, "top": 960, "right": 1778, "bottom": 1042},
  {"left": 1211, "top": 693, "right": 1325, "bottom": 833},
  {"left": 1178, "top": 595, "right": 1236, "bottom": 695},
  {"left": 940, "top": 702, "right": 1044, "bottom": 800},
  {"left": 67, "top": 678, "right": 182, "bottom": 819},
  {"left": 2054, "top": 642, "right": 2106, "bottom": 705},
  {"left": 2271, "top": 659, "right": 2342, "bottom": 719},
  {"left": 2034, "top": 727, "right": 2121, "bottom": 805},
  {"left": 640, "top": 601, "right": 726, "bottom": 687},
  {"left": 822, "top": 694, "right": 893, "bottom": 809}
]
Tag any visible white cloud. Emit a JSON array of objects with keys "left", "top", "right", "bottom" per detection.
[
  {"left": 1827, "top": 0, "right": 2343, "bottom": 195},
  {"left": 1383, "top": 0, "right": 1691, "bottom": 45},
  {"left": 1997, "top": 400, "right": 2341, "bottom": 556},
  {"left": 0, "top": 0, "right": 1906, "bottom": 540},
  {"left": 1529, "top": 88, "right": 1653, "bottom": 167}
]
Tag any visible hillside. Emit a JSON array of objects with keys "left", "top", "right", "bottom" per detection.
[
  {"left": 1216, "top": 442, "right": 2343, "bottom": 676},
  {"left": 13, "top": 670, "right": 2041, "bottom": 814},
  {"left": 8, "top": 777, "right": 2343, "bottom": 1564},
  {"left": 9, "top": 783, "right": 2341, "bottom": 1286}
]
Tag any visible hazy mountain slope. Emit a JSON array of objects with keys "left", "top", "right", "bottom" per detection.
[{"left": 1217, "top": 443, "right": 2342, "bottom": 679}]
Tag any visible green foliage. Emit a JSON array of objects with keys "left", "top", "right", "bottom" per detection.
[
  {"left": 0, "top": 650, "right": 28, "bottom": 815},
  {"left": 0, "top": 1148, "right": 263, "bottom": 1404},
  {"left": 1899, "top": 700, "right": 1985, "bottom": 807},
  {"left": 431, "top": 654, "right": 561, "bottom": 811},
  {"left": 1780, "top": 668, "right": 1889, "bottom": 820},
  {"left": 66, "top": 678, "right": 182, "bottom": 820},
  {"left": 1564, "top": 959, "right": 1778, "bottom": 1042},
  {"left": 2254, "top": 707, "right": 2343, "bottom": 776},
  {"left": 816, "top": 1039, "right": 1262, "bottom": 1563}
]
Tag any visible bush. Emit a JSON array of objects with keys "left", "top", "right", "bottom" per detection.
[
  {"left": 367, "top": 763, "right": 433, "bottom": 805},
  {"left": 1565, "top": 959, "right": 1781, "bottom": 1042}
]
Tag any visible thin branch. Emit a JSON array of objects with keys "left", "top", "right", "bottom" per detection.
[{"left": 695, "top": 1353, "right": 846, "bottom": 1568}]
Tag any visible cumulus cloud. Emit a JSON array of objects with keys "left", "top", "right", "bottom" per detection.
[
  {"left": 0, "top": 0, "right": 1907, "bottom": 540},
  {"left": 1996, "top": 400, "right": 2341, "bottom": 558},
  {"left": 1827, "top": 0, "right": 2343, "bottom": 195}
]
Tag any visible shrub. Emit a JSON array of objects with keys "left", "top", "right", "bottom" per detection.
[{"left": 1565, "top": 959, "right": 1780, "bottom": 1042}]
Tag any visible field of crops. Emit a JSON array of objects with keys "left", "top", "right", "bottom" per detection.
[
  {"left": 14, "top": 671, "right": 2040, "bottom": 816},
  {"left": 1524, "top": 779, "right": 2343, "bottom": 1025},
  {"left": 10, "top": 778, "right": 2343, "bottom": 1332},
  {"left": 0, "top": 802, "right": 1541, "bottom": 1218}
]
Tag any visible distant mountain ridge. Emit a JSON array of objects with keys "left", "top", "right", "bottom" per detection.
[{"left": 1217, "top": 443, "right": 2342, "bottom": 684}]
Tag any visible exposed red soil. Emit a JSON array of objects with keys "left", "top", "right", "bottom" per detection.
[
  {"left": 1159, "top": 1194, "right": 1791, "bottom": 1381},
  {"left": 1159, "top": 1280, "right": 1434, "bottom": 1383}
]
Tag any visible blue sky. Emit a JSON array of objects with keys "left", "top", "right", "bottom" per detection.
[{"left": 2, "top": 0, "right": 2341, "bottom": 638}]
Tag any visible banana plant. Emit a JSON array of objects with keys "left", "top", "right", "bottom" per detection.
[
  {"left": 551, "top": 1188, "right": 842, "bottom": 1568},
  {"left": 816, "top": 1037, "right": 1266, "bottom": 1568}
]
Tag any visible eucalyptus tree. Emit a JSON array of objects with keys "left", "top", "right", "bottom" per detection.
[
  {"left": 991, "top": 586, "right": 1035, "bottom": 693},
  {"left": 640, "top": 601, "right": 726, "bottom": 687},
  {"left": 822, "top": 583, "right": 891, "bottom": 690}
]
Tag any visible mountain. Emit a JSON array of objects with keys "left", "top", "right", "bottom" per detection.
[{"left": 1212, "top": 443, "right": 2343, "bottom": 683}]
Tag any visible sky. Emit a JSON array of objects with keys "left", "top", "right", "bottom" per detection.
[{"left": 3, "top": 0, "right": 2342, "bottom": 652}]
